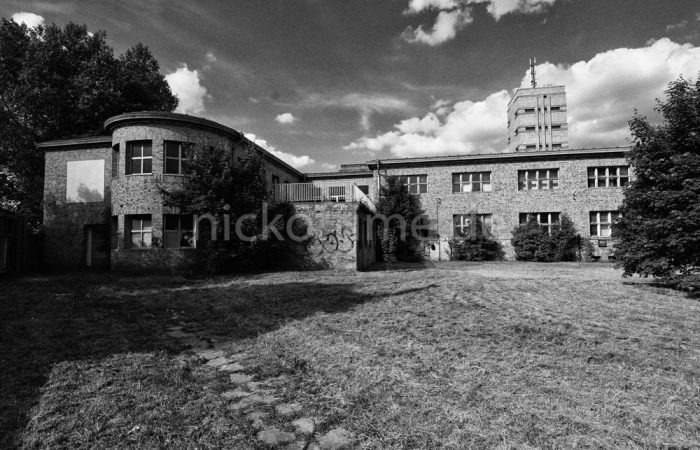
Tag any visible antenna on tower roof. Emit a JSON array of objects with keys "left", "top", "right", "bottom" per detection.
[{"left": 529, "top": 57, "right": 537, "bottom": 88}]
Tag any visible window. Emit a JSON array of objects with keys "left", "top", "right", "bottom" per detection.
[
  {"left": 164, "top": 141, "right": 188, "bottom": 174},
  {"left": 271, "top": 174, "right": 280, "bottom": 185},
  {"left": 518, "top": 169, "right": 559, "bottom": 190},
  {"left": 588, "top": 166, "right": 629, "bottom": 187},
  {"left": 453, "top": 214, "right": 492, "bottom": 237},
  {"left": 328, "top": 186, "right": 346, "bottom": 202},
  {"left": 519, "top": 212, "right": 560, "bottom": 234},
  {"left": 111, "top": 144, "right": 119, "bottom": 178},
  {"left": 128, "top": 215, "right": 152, "bottom": 248},
  {"left": 126, "top": 140, "right": 152, "bottom": 175},
  {"left": 590, "top": 211, "right": 621, "bottom": 237},
  {"left": 452, "top": 172, "right": 491, "bottom": 193},
  {"left": 164, "top": 214, "right": 194, "bottom": 248},
  {"left": 398, "top": 174, "right": 428, "bottom": 194}
]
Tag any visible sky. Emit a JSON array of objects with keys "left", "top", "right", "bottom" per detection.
[{"left": 3, "top": 0, "right": 700, "bottom": 171}]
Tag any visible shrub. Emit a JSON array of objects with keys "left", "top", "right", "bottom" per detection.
[
  {"left": 448, "top": 220, "right": 503, "bottom": 261},
  {"left": 511, "top": 213, "right": 582, "bottom": 262}
]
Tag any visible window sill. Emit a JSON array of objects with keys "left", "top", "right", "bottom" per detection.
[
  {"left": 517, "top": 188, "right": 559, "bottom": 192},
  {"left": 121, "top": 246, "right": 197, "bottom": 251}
]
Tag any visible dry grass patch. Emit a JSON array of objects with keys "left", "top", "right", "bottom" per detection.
[{"left": 1, "top": 263, "right": 698, "bottom": 448}]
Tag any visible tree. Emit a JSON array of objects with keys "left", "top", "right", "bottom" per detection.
[
  {"left": 614, "top": 76, "right": 700, "bottom": 280},
  {"left": 161, "top": 145, "right": 297, "bottom": 273},
  {"left": 376, "top": 175, "right": 426, "bottom": 263},
  {"left": 0, "top": 19, "right": 177, "bottom": 227}
]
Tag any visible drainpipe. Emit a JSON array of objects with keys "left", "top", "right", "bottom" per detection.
[
  {"left": 376, "top": 159, "right": 381, "bottom": 202},
  {"left": 436, "top": 198, "right": 442, "bottom": 262}
]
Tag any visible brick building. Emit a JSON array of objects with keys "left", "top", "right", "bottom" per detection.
[
  {"left": 41, "top": 85, "right": 629, "bottom": 270},
  {"left": 309, "top": 84, "right": 629, "bottom": 261}
]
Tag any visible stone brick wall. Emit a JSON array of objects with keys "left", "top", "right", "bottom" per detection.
[
  {"left": 43, "top": 145, "right": 112, "bottom": 267},
  {"left": 374, "top": 152, "right": 629, "bottom": 261},
  {"left": 109, "top": 122, "right": 303, "bottom": 268},
  {"left": 289, "top": 202, "right": 368, "bottom": 270}
]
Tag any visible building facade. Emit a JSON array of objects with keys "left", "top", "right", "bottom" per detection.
[
  {"left": 310, "top": 147, "right": 629, "bottom": 261},
  {"left": 41, "top": 85, "right": 629, "bottom": 270},
  {"left": 507, "top": 85, "right": 569, "bottom": 152}
]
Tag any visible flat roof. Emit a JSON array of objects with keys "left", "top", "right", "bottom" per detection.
[
  {"left": 507, "top": 85, "right": 566, "bottom": 107},
  {"left": 306, "top": 171, "right": 373, "bottom": 179},
  {"left": 36, "top": 136, "right": 112, "bottom": 149},
  {"left": 38, "top": 112, "right": 304, "bottom": 178},
  {"left": 104, "top": 111, "right": 304, "bottom": 178},
  {"left": 369, "top": 147, "right": 629, "bottom": 168}
]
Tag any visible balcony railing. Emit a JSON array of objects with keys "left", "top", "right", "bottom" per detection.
[{"left": 273, "top": 181, "right": 376, "bottom": 212}]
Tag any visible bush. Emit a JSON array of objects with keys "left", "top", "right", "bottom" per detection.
[
  {"left": 511, "top": 213, "right": 582, "bottom": 262},
  {"left": 448, "top": 220, "right": 503, "bottom": 261}
]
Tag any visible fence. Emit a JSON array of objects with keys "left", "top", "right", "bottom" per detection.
[{"left": 273, "top": 181, "right": 376, "bottom": 212}]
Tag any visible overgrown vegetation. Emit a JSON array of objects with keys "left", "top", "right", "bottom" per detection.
[
  {"left": 161, "top": 144, "right": 299, "bottom": 273},
  {"left": 448, "top": 215, "right": 503, "bottom": 261},
  {"left": 375, "top": 175, "right": 426, "bottom": 265},
  {"left": 0, "top": 19, "right": 177, "bottom": 228},
  {"left": 511, "top": 213, "right": 582, "bottom": 261},
  {"left": 615, "top": 76, "right": 700, "bottom": 289},
  {"left": 2, "top": 264, "right": 698, "bottom": 448}
]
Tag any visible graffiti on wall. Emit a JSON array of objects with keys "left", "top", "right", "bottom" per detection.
[{"left": 306, "top": 224, "right": 355, "bottom": 256}]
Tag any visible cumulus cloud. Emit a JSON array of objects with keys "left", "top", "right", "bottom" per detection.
[
  {"left": 303, "top": 92, "right": 413, "bottom": 131},
  {"left": 402, "top": 0, "right": 557, "bottom": 45},
  {"left": 244, "top": 133, "right": 314, "bottom": 169},
  {"left": 402, "top": 9, "right": 473, "bottom": 46},
  {"left": 533, "top": 38, "right": 700, "bottom": 148},
  {"left": 320, "top": 163, "right": 339, "bottom": 171},
  {"left": 345, "top": 90, "right": 510, "bottom": 156},
  {"left": 275, "top": 112, "right": 297, "bottom": 124},
  {"left": 665, "top": 20, "right": 688, "bottom": 32},
  {"left": 165, "top": 64, "right": 209, "bottom": 114},
  {"left": 346, "top": 39, "right": 700, "bottom": 157},
  {"left": 11, "top": 12, "right": 45, "bottom": 28}
]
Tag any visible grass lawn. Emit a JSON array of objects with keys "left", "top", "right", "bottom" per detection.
[{"left": 1, "top": 262, "right": 698, "bottom": 448}]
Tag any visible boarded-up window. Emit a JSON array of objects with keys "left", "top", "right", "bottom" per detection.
[{"left": 66, "top": 160, "right": 105, "bottom": 203}]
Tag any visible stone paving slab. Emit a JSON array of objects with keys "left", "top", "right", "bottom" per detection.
[
  {"left": 227, "top": 353, "right": 252, "bottom": 362},
  {"left": 282, "top": 441, "right": 321, "bottom": 450},
  {"left": 292, "top": 417, "right": 316, "bottom": 434},
  {"left": 276, "top": 402, "right": 303, "bottom": 417},
  {"left": 169, "top": 322, "right": 350, "bottom": 450},
  {"left": 195, "top": 349, "right": 224, "bottom": 360},
  {"left": 318, "top": 428, "right": 353, "bottom": 450},
  {"left": 217, "top": 362, "right": 245, "bottom": 372},
  {"left": 256, "top": 427, "right": 296, "bottom": 446},
  {"left": 229, "top": 373, "right": 254, "bottom": 384},
  {"left": 221, "top": 389, "right": 251, "bottom": 400},
  {"left": 205, "top": 356, "right": 230, "bottom": 367}
]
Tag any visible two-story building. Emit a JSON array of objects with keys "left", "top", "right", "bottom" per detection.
[{"left": 40, "top": 84, "right": 630, "bottom": 270}]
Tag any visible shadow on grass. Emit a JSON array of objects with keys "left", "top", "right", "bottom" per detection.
[{"left": 0, "top": 272, "right": 378, "bottom": 448}]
